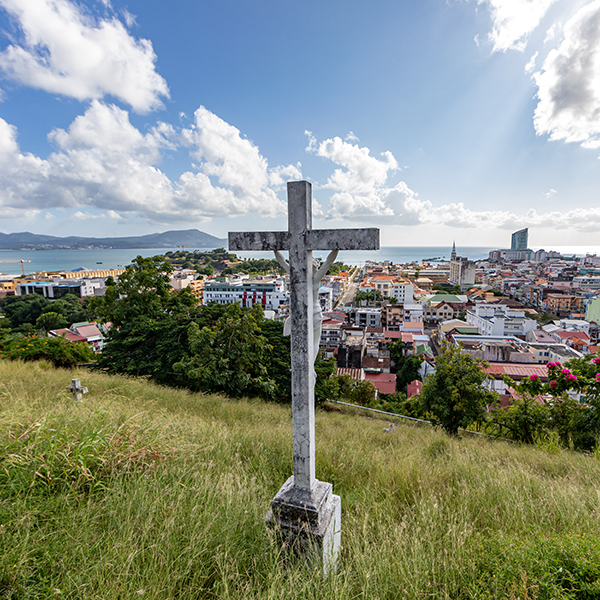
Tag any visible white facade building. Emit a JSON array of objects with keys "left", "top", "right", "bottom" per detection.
[
  {"left": 391, "top": 280, "right": 414, "bottom": 304},
  {"left": 466, "top": 304, "right": 538, "bottom": 338},
  {"left": 17, "top": 277, "right": 105, "bottom": 298},
  {"left": 354, "top": 308, "right": 382, "bottom": 328},
  {"left": 203, "top": 279, "right": 288, "bottom": 311}
]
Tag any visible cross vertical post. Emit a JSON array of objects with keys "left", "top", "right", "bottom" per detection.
[
  {"left": 287, "top": 181, "right": 316, "bottom": 491},
  {"left": 229, "top": 180, "right": 379, "bottom": 574}
]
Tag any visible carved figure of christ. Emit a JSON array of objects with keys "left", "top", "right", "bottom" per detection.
[{"left": 229, "top": 180, "right": 379, "bottom": 492}]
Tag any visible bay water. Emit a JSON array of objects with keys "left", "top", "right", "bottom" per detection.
[{"left": 1, "top": 245, "right": 599, "bottom": 277}]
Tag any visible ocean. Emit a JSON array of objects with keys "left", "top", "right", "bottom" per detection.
[{"left": 1, "top": 245, "right": 599, "bottom": 277}]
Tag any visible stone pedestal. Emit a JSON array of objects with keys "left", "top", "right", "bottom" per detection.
[{"left": 266, "top": 476, "right": 341, "bottom": 576}]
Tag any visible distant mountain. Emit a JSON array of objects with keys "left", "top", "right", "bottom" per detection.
[{"left": 0, "top": 229, "right": 227, "bottom": 250}]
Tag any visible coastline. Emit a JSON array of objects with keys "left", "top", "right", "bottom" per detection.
[{"left": 1, "top": 245, "right": 599, "bottom": 277}]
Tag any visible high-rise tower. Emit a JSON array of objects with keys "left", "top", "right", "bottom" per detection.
[{"left": 511, "top": 228, "right": 528, "bottom": 250}]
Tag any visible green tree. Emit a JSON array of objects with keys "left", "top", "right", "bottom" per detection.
[
  {"left": 3, "top": 295, "right": 51, "bottom": 328},
  {"left": 314, "top": 355, "right": 337, "bottom": 404},
  {"left": 173, "top": 303, "right": 276, "bottom": 399},
  {"left": 355, "top": 290, "right": 381, "bottom": 304},
  {"left": 89, "top": 255, "right": 174, "bottom": 327},
  {"left": 512, "top": 355, "right": 600, "bottom": 451},
  {"left": 0, "top": 334, "right": 94, "bottom": 368},
  {"left": 259, "top": 319, "right": 291, "bottom": 402},
  {"left": 488, "top": 395, "right": 551, "bottom": 443},
  {"left": 35, "top": 311, "right": 68, "bottom": 332},
  {"left": 351, "top": 380, "right": 377, "bottom": 407},
  {"left": 420, "top": 343, "right": 498, "bottom": 435},
  {"left": 197, "top": 264, "right": 214, "bottom": 277},
  {"left": 393, "top": 355, "right": 422, "bottom": 394},
  {"left": 90, "top": 256, "right": 204, "bottom": 384}
]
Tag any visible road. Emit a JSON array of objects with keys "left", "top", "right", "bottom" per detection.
[{"left": 335, "top": 266, "right": 360, "bottom": 308}]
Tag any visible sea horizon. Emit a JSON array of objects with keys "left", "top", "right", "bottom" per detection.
[{"left": 1, "top": 244, "right": 599, "bottom": 277}]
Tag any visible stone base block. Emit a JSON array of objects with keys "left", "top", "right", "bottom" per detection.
[{"left": 266, "top": 476, "right": 341, "bottom": 576}]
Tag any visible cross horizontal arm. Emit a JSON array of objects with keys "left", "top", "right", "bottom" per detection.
[
  {"left": 229, "top": 228, "right": 379, "bottom": 253},
  {"left": 229, "top": 231, "right": 290, "bottom": 251},
  {"left": 306, "top": 228, "right": 379, "bottom": 251}
]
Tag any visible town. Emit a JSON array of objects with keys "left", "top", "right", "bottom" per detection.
[{"left": 2, "top": 227, "right": 599, "bottom": 407}]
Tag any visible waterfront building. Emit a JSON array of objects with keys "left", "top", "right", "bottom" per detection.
[{"left": 511, "top": 228, "right": 529, "bottom": 250}]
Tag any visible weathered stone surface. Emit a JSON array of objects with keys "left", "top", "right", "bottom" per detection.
[
  {"left": 66, "top": 378, "right": 88, "bottom": 402},
  {"left": 266, "top": 476, "right": 341, "bottom": 576},
  {"left": 229, "top": 180, "right": 379, "bottom": 575}
]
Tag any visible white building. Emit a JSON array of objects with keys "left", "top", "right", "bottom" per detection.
[
  {"left": 449, "top": 243, "right": 476, "bottom": 290},
  {"left": 391, "top": 279, "right": 414, "bottom": 304},
  {"left": 17, "top": 277, "right": 105, "bottom": 298},
  {"left": 403, "top": 303, "right": 424, "bottom": 322},
  {"left": 318, "top": 287, "right": 334, "bottom": 312},
  {"left": 572, "top": 276, "right": 600, "bottom": 289},
  {"left": 203, "top": 279, "right": 288, "bottom": 311},
  {"left": 354, "top": 308, "right": 382, "bottom": 328},
  {"left": 466, "top": 304, "right": 538, "bottom": 338}
]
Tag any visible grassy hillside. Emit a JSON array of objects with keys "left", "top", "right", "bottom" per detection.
[{"left": 1, "top": 360, "right": 600, "bottom": 599}]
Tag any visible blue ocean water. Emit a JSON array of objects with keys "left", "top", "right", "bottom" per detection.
[
  {"left": 1, "top": 245, "right": 599, "bottom": 277},
  {"left": 0, "top": 247, "right": 183, "bottom": 277}
]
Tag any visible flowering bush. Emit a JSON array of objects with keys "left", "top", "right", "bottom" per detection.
[
  {"left": 516, "top": 358, "right": 600, "bottom": 399},
  {"left": 499, "top": 353, "right": 600, "bottom": 452}
]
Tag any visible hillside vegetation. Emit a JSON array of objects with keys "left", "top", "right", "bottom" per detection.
[{"left": 2, "top": 360, "right": 600, "bottom": 599}]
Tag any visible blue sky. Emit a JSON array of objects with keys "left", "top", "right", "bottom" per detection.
[{"left": 1, "top": 0, "right": 600, "bottom": 249}]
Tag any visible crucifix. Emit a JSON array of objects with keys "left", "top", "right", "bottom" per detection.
[{"left": 229, "top": 180, "right": 379, "bottom": 573}]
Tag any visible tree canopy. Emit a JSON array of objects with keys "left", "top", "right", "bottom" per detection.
[{"left": 420, "top": 343, "right": 498, "bottom": 435}]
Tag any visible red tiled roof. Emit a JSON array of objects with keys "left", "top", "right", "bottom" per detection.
[
  {"left": 50, "top": 329, "right": 87, "bottom": 343},
  {"left": 483, "top": 363, "right": 548, "bottom": 381},
  {"left": 556, "top": 330, "right": 589, "bottom": 341},
  {"left": 323, "top": 311, "right": 347, "bottom": 322},
  {"left": 384, "top": 330, "right": 403, "bottom": 339},
  {"left": 73, "top": 324, "right": 103, "bottom": 338},
  {"left": 336, "top": 368, "right": 364, "bottom": 381},
  {"left": 403, "top": 321, "right": 424, "bottom": 330},
  {"left": 365, "top": 372, "right": 397, "bottom": 394}
]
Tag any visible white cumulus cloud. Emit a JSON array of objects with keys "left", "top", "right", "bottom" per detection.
[
  {"left": 533, "top": 0, "right": 600, "bottom": 148},
  {"left": 0, "top": 103, "right": 299, "bottom": 223},
  {"left": 179, "top": 106, "right": 297, "bottom": 217},
  {"left": 0, "top": 0, "right": 169, "bottom": 112},
  {"left": 478, "top": 0, "right": 558, "bottom": 51},
  {"left": 525, "top": 50, "right": 539, "bottom": 72},
  {"left": 306, "top": 132, "right": 399, "bottom": 219},
  {"left": 307, "top": 131, "right": 600, "bottom": 232}
]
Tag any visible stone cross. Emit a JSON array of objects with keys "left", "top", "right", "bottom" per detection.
[
  {"left": 229, "top": 180, "right": 379, "bottom": 572},
  {"left": 66, "top": 378, "right": 88, "bottom": 402}
]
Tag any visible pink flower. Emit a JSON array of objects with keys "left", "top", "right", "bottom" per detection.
[
  {"left": 568, "top": 374, "right": 577, "bottom": 381},
  {"left": 529, "top": 374, "right": 539, "bottom": 381},
  {"left": 596, "top": 373, "right": 600, "bottom": 382},
  {"left": 592, "top": 356, "right": 600, "bottom": 365},
  {"left": 561, "top": 369, "right": 571, "bottom": 376},
  {"left": 550, "top": 380, "right": 558, "bottom": 388}
]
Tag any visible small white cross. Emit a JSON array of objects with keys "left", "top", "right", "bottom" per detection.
[{"left": 66, "top": 378, "right": 88, "bottom": 402}]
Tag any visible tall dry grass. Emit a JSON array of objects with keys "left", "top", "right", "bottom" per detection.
[{"left": 1, "top": 359, "right": 600, "bottom": 599}]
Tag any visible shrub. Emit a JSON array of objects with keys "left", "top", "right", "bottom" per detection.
[{"left": 0, "top": 334, "right": 94, "bottom": 368}]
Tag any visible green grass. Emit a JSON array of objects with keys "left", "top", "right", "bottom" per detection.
[{"left": 2, "top": 359, "right": 600, "bottom": 599}]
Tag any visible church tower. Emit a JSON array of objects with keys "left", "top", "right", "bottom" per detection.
[{"left": 451, "top": 241, "right": 456, "bottom": 261}]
